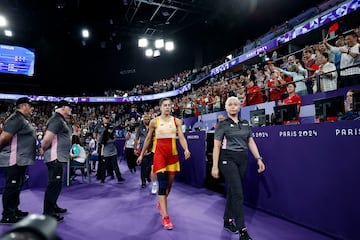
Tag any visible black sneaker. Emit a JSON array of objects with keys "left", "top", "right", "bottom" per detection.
[
  {"left": 224, "top": 220, "right": 239, "bottom": 234},
  {"left": 54, "top": 206, "right": 67, "bottom": 214},
  {"left": 0, "top": 216, "right": 19, "bottom": 224},
  {"left": 239, "top": 228, "right": 252, "bottom": 240},
  {"left": 50, "top": 214, "right": 64, "bottom": 222},
  {"left": 141, "top": 182, "right": 146, "bottom": 188},
  {"left": 15, "top": 209, "right": 29, "bottom": 218},
  {"left": 117, "top": 177, "right": 125, "bottom": 183}
]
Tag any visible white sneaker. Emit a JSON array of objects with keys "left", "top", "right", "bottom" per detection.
[{"left": 151, "top": 183, "right": 158, "bottom": 194}]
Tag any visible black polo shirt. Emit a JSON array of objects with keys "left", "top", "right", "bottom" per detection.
[
  {"left": 135, "top": 124, "right": 148, "bottom": 150},
  {"left": 214, "top": 118, "right": 252, "bottom": 152},
  {"left": 43, "top": 112, "right": 72, "bottom": 163},
  {"left": 0, "top": 111, "right": 36, "bottom": 167}
]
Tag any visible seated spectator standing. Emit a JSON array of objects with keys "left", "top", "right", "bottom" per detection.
[
  {"left": 313, "top": 52, "right": 337, "bottom": 93},
  {"left": 302, "top": 48, "right": 317, "bottom": 94},
  {"left": 276, "top": 55, "right": 308, "bottom": 96},
  {"left": 324, "top": 31, "right": 360, "bottom": 88},
  {"left": 246, "top": 79, "right": 264, "bottom": 106},
  {"left": 183, "top": 98, "right": 194, "bottom": 118},
  {"left": 277, "top": 82, "right": 302, "bottom": 124},
  {"left": 266, "top": 70, "right": 287, "bottom": 101}
]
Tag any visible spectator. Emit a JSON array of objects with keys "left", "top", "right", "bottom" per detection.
[
  {"left": 323, "top": 31, "right": 360, "bottom": 88},
  {"left": 245, "top": 79, "right": 263, "bottom": 106},
  {"left": 313, "top": 52, "right": 337, "bottom": 92},
  {"left": 275, "top": 55, "right": 308, "bottom": 96},
  {"left": 340, "top": 89, "right": 360, "bottom": 120},
  {"left": 278, "top": 82, "right": 302, "bottom": 124}
]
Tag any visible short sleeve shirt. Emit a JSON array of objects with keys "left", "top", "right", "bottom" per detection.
[
  {"left": 0, "top": 111, "right": 36, "bottom": 167},
  {"left": 214, "top": 118, "right": 252, "bottom": 152},
  {"left": 283, "top": 94, "right": 302, "bottom": 107},
  {"left": 43, "top": 112, "right": 72, "bottom": 163},
  {"left": 103, "top": 138, "right": 117, "bottom": 157},
  {"left": 135, "top": 124, "right": 149, "bottom": 150},
  {"left": 94, "top": 124, "right": 106, "bottom": 143}
]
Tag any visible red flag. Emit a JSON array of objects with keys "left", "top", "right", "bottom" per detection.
[
  {"left": 311, "top": 64, "right": 319, "bottom": 71},
  {"left": 328, "top": 22, "right": 339, "bottom": 34}
]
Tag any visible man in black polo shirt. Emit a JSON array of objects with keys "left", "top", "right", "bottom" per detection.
[
  {"left": 93, "top": 115, "right": 113, "bottom": 180},
  {"left": 40, "top": 100, "right": 73, "bottom": 222},
  {"left": 0, "top": 97, "right": 37, "bottom": 224}
]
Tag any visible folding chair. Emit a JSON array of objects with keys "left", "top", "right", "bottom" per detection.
[{"left": 66, "top": 152, "right": 91, "bottom": 186}]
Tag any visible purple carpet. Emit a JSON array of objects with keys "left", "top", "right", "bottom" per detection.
[{"left": 0, "top": 161, "right": 334, "bottom": 240}]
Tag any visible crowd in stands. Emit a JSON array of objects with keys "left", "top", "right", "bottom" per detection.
[
  {"left": 104, "top": 69, "right": 196, "bottom": 97},
  {"left": 1, "top": 3, "right": 359, "bottom": 157}
]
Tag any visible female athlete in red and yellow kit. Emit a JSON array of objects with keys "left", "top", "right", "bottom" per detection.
[{"left": 137, "top": 98, "right": 191, "bottom": 230}]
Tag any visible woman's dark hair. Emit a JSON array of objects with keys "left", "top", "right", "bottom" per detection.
[
  {"left": 72, "top": 134, "right": 82, "bottom": 145},
  {"left": 321, "top": 52, "right": 329, "bottom": 59}
]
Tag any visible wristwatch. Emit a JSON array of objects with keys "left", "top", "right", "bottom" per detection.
[{"left": 256, "top": 157, "right": 263, "bottom": 160}]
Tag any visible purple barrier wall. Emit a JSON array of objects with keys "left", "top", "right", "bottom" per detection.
[
  {"left": 245, "top": 120, "right": 360, "bottom": 240},
  {"left": 175, "top": 131, "right": 207, "bottom": 188},
  {"left": 27, "top": 160, "right": 48, "bottom": 189}
]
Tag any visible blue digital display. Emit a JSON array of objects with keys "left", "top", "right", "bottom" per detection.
[{"left": 0, "top": 44, "right": 35, "bottom": 76}]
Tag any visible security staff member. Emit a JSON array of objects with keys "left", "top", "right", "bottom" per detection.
[
  {"left": 0, "top": 97, "right": 37, "bottom": 224},
  {"left": 212, "top": 96, "right": 265, "bottom": 240},
  {"left": 93, "top": 115, "right": 113, "bottom": 180},
  {"left": 40, "top": 100, "right": 73, "bottom": 222}
]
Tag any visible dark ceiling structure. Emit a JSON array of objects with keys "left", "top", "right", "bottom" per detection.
[
  {"left": 0, "top": 0, "right": 327, "bottom": 96},
  {"left": 1, "top": 0, "right": 219, "bottom": 51}
]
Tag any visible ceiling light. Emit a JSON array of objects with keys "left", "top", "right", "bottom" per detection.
[
  {"left": 165, "top": 41, "right": 174, "bottom": 51},
  {"left": 155, "top": 39, "right": 164, "bottom": 49},
  {"left": 153, "top": 50, "right": 160, "bottom": 57},
  {"left": 138, "top": 38, "right": 148, "bottom": 48},
  {"left": 0, "top": 16, "right": 7, "bottom": 27},
  {"left": 82, "top": 29, "right": 89, "bottom": 38},
  {"left": 145, "top": 49, "right": 153, "bottom": 57},
  {"left": 4, "top": 30, "right": 12, "bottom": 37}
]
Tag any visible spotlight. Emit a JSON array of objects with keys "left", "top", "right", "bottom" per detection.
[
  {"left": 0, "top": 16, "right": 7, "bottom": 27},
  {"left": 155, "top": 39, "right": 164, "bottom": 48},
  {"left": 145, "top": 49, "right": 153, "bottom": 57},
  {"left": 138, "top": 38, "right": 148, "bottom": 48},
  {"left": 153, "top": 49, "right": 160, "bottom": 57},
  {"left": 82, "top": 29, "right": 89, "bottom": 38},
  {"left": 4, "top": 30, "right": 12, "bottom": 37},
  {"left": 165, "top": 41, "right": 174, "bottom": 51}
]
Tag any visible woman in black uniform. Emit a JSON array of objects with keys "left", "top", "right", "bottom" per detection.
[{"left": 212, "top": 96, "right": 265, "bottom": 240}]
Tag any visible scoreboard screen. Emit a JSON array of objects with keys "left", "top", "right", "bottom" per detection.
[{"left": 0, "top": 44, "right": 35, "bottom": 76}]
